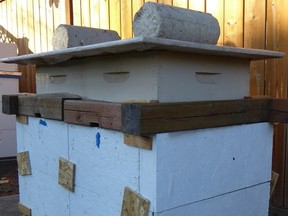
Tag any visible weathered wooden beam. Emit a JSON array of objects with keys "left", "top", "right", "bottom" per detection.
[
  {"left": 2, "top": 93, "right": 81, "bottom": 120},
  {"left": 269, "top": 99, "right": 288, "bottom": 123},
  {"left": 64, "top": 100, "right": 121, "bottom": 130},
  {"left": 2, "top": 94, "right": 18, "bottom": 114},
  {"left": 121, "top": 99, "right": 270, "bottom": 136}
]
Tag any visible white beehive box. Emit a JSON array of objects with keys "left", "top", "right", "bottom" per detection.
[
  {"left": 1, "top": 37, "right": 284, "bottom": 215},
  {"left": 0, "top": 43, "right": 19, "bottom": 158}
]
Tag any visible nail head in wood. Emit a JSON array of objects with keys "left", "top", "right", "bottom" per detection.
[
  {"left": 121, "top": 187, "right": 150, "bottom": 216},
  {"left": 17, "top": 151, "right": 32, "bottom": 176},
  {"left": 58, "top": 157, "right": 76, "bottom": 192}
]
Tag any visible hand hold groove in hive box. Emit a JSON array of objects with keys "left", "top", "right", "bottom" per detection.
[{"left": 133, "top": 2, "right": 220, "bottom": 44}]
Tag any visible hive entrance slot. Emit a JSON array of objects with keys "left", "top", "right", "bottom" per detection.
[
  {"left": 35, "top": 113, "right": 41, "bottom": 117},
  {"left": 90, "top": 122, "right": 100, "bottom": 127}
]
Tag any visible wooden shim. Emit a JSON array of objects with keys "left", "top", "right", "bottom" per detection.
[
  {"left": 0, "top": 71, "right": 22, "bottom": 77},
  {"left": 58, "top": 157, "right": 75, "bottom": 192},
  {"left": 16, "top": 115, "right": 28, "bottom": 124},
  {"left": 271, "top": 171, "right": 280, "bottom": 197},
  {"left": 121, "top": 187, "right": 150, "bottom": 216},
  {"left": 124, "top": 134, "right": 152, "bottom": 150},
  {"left": 2, "top": 95, "right": 18, "bottom": 114},
  {"left": 64, "top": 100, "right": 121, "bottom": 130},
  {"left": 17, "top": 151, "right": 31, "bottom": 176},
  {"left": 122, "top": 99, "right": 270, "bottom": 136},
  {"left": 18, "top": 203, "right": 31, "bottom": 216}
]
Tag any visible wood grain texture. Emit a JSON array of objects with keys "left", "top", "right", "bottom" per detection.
[
  {"left": 17, "top": 151, "right": 32, "bottom": 176},
  {"left": 121, "top": 0, "right": 132, "bottom": 38},
  {"left": 122, "top": 99, "right": 270, "bottom": 135},
  {"left": 64, "top": 100, "right": 121, "bottom": 129},
  {"left": 224, "top": 0, "right": 244, "bottom": 47},
  {"left": 121, "top": 187, "right": 150, "bottom": 216},
  {"left": 271, "top": 171, "right": 280, "bottom": 196},
  {"left": 2, "top": 94, "right": 18, "bottom": 114},
  {"left": 18, "top": 93, "right": 81, "bottom": 120},
  {"left": 124, "top": 134, "right": 152, "bottom": 150},
  {"left": 204, "top": 0, "right": 224, "bottom": 45},
  {"left": 58, "top": 157, "right": 75, "bottom": 192},
  {"left": 110, "top": 0, "right": 121, "bottom": 35},
  {"left": 244, "top": 0, "right": 266, "bottom": 96},
  {"left": 16, "top": 115, "right": 29, "bottom": 124},
  {"left": 18, "top": 203, "right": 31, "bottom": 216},
  {"left": 188, "top": 0, "right": 205, "bottom": 11}
]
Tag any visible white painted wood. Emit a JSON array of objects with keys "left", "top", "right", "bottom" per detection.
[
  {"left": 16, "top": 117, "right": 69, "bottom": 178},
  {"left": 18, "top": 169, "right": 69, "bottom": 216},
  {"left": 68, "top": 125, "right": 139, "bottom": 215},
  {"left": 140, "top": 145, "right": 157, "bottom": 212},
  {"left": 156, "top": 182, "right": 270, "bottom": 216},
  {"left": 36, "top": 52, "right": 249, "bottom": 102},
  {"left": 0, "top": 43, "right": 18, "bottom": 71},
  {"left": 0, "top": 103, "right": 16, "bottom": 130},
  {"left": 36, "top": 53, "right": 158, "bottom": 102},
  {"left": 16, "top": 120, "right": 273, "bottom": 215},
  {"left": 0, "top": 77, "right": 18, "bottom": 157},
  {"left": 157, "top": 53, "right": 249, "bottom": 101},
  {"left": 0, "top": 129, "right": 16, "bottom": 157},
  {"left": 0, "top": 78, "right": 18, "bottom": 102},
  {"left": 153, "top": 123, "right": 273, "bottom": 212},
  {"left": 0, "top": 37, "right": 284, "bottom": 66}
]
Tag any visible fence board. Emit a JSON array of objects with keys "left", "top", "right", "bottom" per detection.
[
  {"left": 158, "top": 0, "right": 172, "bottom": 5},
  {"left": 33, "top": 0, "right": 41, "bottom": 53},
  {"left": 39, "top": 1, "right": 48, "bottom": 52},
  {"left": 81, "top": 0, "right": 91, "bottom": 27},
  {"left": 109, "top": 0, "right": 121, "bottom": 35},
  {"left": 121, "top": 0, "right": 132, "bottom": 38},
  {"left": 188, "top": 0, "right": 205, "bottom": 11},
  {"left": 72, "top": 0, "right": 82, "bottom": 26},
  {"left": 99, "top": 0, "right": 109, "bottom": 29},
  {"left": 173, "top": 0, "right": 187, "bottom": 8},
  {"left": 244, "top": 0, "right": 266, "bottom": 96},
  {"left": 224, "top": 0, "right": 244, "bottom": 47},
  {"left": 266, "top": 0, "right": 288, "bottom": 208},
  {"left": 133, "top": 0, "right": 144, "bottom": 17},
  {"left": 90, "top": 0, "right": 101, "bottom": 28},
  {"left": 206, "top": 0, "right": 224, "bottom": 45}
]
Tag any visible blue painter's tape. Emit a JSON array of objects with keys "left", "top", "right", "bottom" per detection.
[
  {"left": 96, "top": 132, "right": 101, "bottom": 148},
  {"left": 39, "top": 119, "right": 47, "bottom": 127}
]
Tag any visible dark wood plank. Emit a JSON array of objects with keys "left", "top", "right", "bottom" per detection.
[
  {"left": 64, "top": 100, "right": 121, "bottom": 130},
  {"left": 2, "top": 95, "right": 18, "bottom": 114},
  {"left": 17, "top": 93, "right": 81, "bottom": 120},
  {"left": 270, "top": 123, "right": 286, "bottom": 207},
  {"left": 122, "top": 99, "right": 270, "bottom": 136},
  {"left": 285, "top": 126, "right": 288, "bottom": 207}
]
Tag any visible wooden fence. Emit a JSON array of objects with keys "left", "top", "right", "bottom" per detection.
[{"left": 0, "top": 0, "right": 288, "bottom": 208}]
